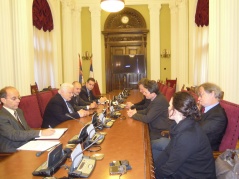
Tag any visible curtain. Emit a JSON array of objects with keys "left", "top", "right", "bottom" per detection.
[
  {"left": 193, "top": 26, "right": 209, "bottom": 85},
  {"left": 33, "top": 27, "right": 54, "bottom": 90},
  {"left": 32, "top": 0, "right": 54, "bottom": 90},
  {"left": 193, "top": 0, "right": 209, "bottom": 85}
]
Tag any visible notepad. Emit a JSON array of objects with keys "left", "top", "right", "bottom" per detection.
[
  {"left": 35, "top": 128, "right": 68, "bottom": 140},
  {"left": 17, "top": 140, "right": 60, "bottom": 151}
]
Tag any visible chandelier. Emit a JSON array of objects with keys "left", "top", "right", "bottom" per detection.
[{"left": 100, "top": 0, "right": 125, "bottom": 12}]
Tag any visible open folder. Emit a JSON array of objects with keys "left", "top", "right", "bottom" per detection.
[{"left": 35, "top": 128, "right": 68, "bottom": 140}]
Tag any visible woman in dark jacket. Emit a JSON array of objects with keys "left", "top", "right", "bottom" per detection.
[{"left": 155, "top": 92, "right": 216, "bottom": 179}]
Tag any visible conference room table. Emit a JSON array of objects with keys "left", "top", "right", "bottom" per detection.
[{"left": 0, "top": 90, "right": 155, "bottom": 179}]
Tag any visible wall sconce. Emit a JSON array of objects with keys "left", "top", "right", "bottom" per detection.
[
  {"left": 160, "top": 49, "right": 171, "bottom": 58},
  {"left": 82, "top": 51, "right": 93, "bottom": 60}
]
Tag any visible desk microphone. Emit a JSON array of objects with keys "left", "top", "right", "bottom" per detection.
[
  {"left": 65, "top": 113, "right": 85, "bottom": 126},
  {"left": 71, "top": 134, "right": 104, "bottom": 165},
  {"left": 36, "top": 151, "right": 45, "bottom": 157}
]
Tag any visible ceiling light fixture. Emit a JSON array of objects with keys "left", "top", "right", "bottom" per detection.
[{"left": 100, "top": 0, "right": 125, "bottom": 13}]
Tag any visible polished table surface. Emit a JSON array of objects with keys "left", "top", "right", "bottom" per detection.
[{"left": 0, "top": 90, "right": 154, "bottom": 179}]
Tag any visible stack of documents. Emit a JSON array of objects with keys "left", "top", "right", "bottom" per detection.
[{"left": 17, "top": 128, "right": 68, "bottom": 151}]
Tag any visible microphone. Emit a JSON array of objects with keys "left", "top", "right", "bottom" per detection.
[
  {"left": 71, "top": 134, "right": 104, "bottom": 167},
  {"left": 65, "top": 113, "right": 85, "bottom": 126},
  {"left": 36, "top": 151, "right": 45, "bottom": 157}
]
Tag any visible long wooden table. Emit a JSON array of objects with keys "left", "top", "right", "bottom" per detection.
[{"left": 0, "top": 90, "right": 155, "bottom": 179}]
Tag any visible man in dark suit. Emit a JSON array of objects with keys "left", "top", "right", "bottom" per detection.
[
  {"left": 0, "top": 86, "right": 55, "bottom": 153},
  {"left": 125, "top": 78, "right": 151, "bottom": 110},
  {"left": 152, "top": 82, "right": 228, "bottom": 162},
  {"left": 71, "top": 81, "right": 97, "bottom": 111},
  {"left": 79, "top": 78, "right": 107, "bottom": 104},
  {"left": 197, "top": 82, "right": 228, "bottom": 151},
  {"left": 127, "top": 80, "right": 171, "bottom": 161},
  {"left": 41, "top": 83, "right": 89, "bottom": 128}
]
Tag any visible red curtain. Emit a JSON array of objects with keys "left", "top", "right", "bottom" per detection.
[
  {"left": 32, "top": 0, "right": 53, "bottom": 32},
  {"left": 195, "top": 0, "right": 209, "bottom": 27}
]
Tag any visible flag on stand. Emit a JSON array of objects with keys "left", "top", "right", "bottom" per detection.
[
  {"left": 78, "top": 54, "right": 84, "bottom": 84},
  {"left": 89, "top": 57, "right": 94, "bottom": 78}
]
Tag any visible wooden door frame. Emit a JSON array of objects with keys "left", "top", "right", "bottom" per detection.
[{"left": 102, "top": 8, "right": 149, "bottom": 92}]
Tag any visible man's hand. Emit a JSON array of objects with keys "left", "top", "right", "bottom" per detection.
[
  {"left": 99, "top": 97, "right": 107, "bottom": 104},
  {"left": 41, "top": 129, "right": 55, "bottom": 136},
  {"left": 90, "top": 101, "right": 98, "bottom": 109},
  {"left": 78, "top": 109, "right": 89, "bottom": 117},
  {"left": 127, "top": 109, "right": 137, "bottom": 117},
  {"left": 125, "top": 102, "right": 133, "bottom": 109}
]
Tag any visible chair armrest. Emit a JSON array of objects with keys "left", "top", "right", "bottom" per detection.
[{"left": 161, "top": 130, "right": 170, "bottom": 138}]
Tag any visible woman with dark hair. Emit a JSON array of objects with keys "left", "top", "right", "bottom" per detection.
[{"left": 155, "top": 92, "right": 216, "bottom": 179}]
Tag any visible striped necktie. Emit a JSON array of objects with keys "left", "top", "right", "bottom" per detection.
[
  {"left": 66, "top": 101, "right": 74, "bottom": 113},
  {"left": 14, "top": 111, "right": 25, "bottom": 130}
]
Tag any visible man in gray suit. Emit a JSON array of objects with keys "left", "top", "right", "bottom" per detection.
[{"left": 0, "top": 86, "right": 55, "bottom": 153}]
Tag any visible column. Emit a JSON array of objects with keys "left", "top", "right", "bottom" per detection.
[
  {"left": 0, "top": 1, "right": 15, "bottom": 88},
  {"left": 176, "top": 0, "right": 189, "bottom": 90},
  {"left": 62, "top": 0, "right": 74, "bottom": 83},
  {"left": 148, "top": 3, "right": 161, "bottom": 81},
  {"left": 89, "top": 5, "right": 103, "bottom": 92},
  {"left": 72, "top": 5, "right": 82, "bottom": 81},
  {"left": 12, "top": 0, "right": 34, "bottom": 95},
  {"left": 169, "top": 3, "right": 179, "bottom": 87}
]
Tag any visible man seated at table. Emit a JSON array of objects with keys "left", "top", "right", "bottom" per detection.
[
  {"left": 79, "top": 78, "right": 107, "bottom": 104},
  {"left": 71, "top": 81, "right": 97, "bottom": 111},
  {"left": 125, "top": 78, "right": 151, "bottom": 110},
  {"left": 41, "top": 83, "right": 89, "bottom": 128},
  {"left": 197, "top": 82, "right": 228, "bottom": 150},
  {"left": 127, "top": 80, "right": 172, "bottom": 160},
  {"left": 0, "top": 86, "right": 55, "bottom": 153},
  {"left": 152, "top": 82, "right": 228, "bottom": 160}
]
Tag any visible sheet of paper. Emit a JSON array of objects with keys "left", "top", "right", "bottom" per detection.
[
  {"left": 17, "top": 140, "right": 60, "bottom": 151},
  {"left": 35, "top": 128, "right": 68, "bottom": 140}
]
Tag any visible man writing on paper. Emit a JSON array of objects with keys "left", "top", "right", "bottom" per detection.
[
  {"left": 0, "top": 86, "right": 55, "bottom": 153},
  {"left": 42, "top": 83, "right": 89, "bottom": 128},
  {"left": 71, "top": 81, "right": 97, "bottom": 111},
  {"left": 79, "top": 78, "right": 107, "bottom": 104}
]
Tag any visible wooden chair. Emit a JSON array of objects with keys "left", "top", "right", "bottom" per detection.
[
  {"left": 166, "top": 78, "right": 177, "bottom": 88},
  {"left": 36, "top": 91, "right": 53, "bottom": 117},
  {"left": 161, "top": 84, "right": 168, "bottom": 96},
  {"left": 30, "top": 82, "right": 39, "bottom": 94},
  {"left": 218, "top": 100, "right": 239, "bottom": 151},
  {"left": 51, "top": 88, "right": 59, "bottom": 96},
  {"left": 18, "top": 94, "right": 43, "bottom": 128},
  {"left": 165, "top": 86, "right": 176, "bottom": 102}
]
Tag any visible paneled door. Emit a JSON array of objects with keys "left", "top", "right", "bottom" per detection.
[
  {"left": 102, "top": 7, "right": 149, "bottom": 92},
  {"left": 111, "top": 46, "right": 146, "bottom": 90}
]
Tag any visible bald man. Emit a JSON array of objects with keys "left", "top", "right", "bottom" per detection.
[
  {"left": 41, "top": 83, "right": 89, "bottom": 128},
  {"left": 70, "top": 81, "right": 97, "bottom": 111},
  {"left": 0, "top": 86, "right": 55, "bottom": 152}
]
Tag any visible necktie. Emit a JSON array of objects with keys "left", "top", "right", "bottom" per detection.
[
  {"left": 87, "top": 90, "right": 91, "bottom": 101},
  {"left": 66, "top": 101, "right": 74, "bottom": 113},
  {"left": 14, "top": 111, "right": 25, "bottom": 130},
  {"left": 74, "top": 96, "right": 78, "bottom": 104}
]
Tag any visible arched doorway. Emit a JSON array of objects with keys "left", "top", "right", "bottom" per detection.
[{"left": 102, "top": 7, "right": 149, "bottom": 92}]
